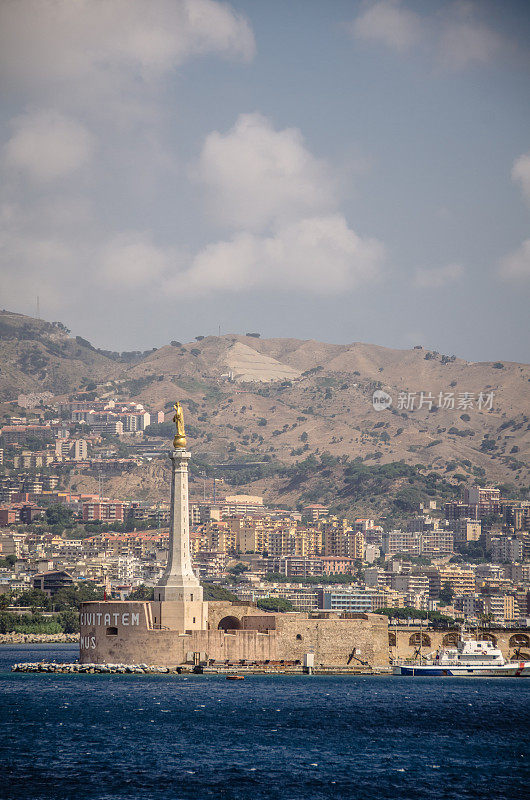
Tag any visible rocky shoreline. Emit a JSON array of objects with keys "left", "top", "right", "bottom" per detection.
[
  {"left": 11, "top": 661, "right": 390, "bottom": 675},
  {"left": 0, "top": 633, "right": 79, "bottom": 644}
]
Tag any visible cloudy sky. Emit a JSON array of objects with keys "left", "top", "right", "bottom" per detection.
[{"left": 0, "top": 0, "right": 529, "bottom": 361}]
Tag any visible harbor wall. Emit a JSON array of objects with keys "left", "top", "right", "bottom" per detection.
[{"left": 388, "top": 626, "right": 530, "bottom": 661}]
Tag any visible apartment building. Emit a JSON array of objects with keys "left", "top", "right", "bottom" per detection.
[
  {"left": 491, "top": 536, "right": 523, "bottom": 564},
  {"left": 82, "top": 502, "right": 124, "bottom": 523},
  {"left": 322, "top": 527, "right": 364, "bottom": 560},
  {"left": 426, "top": 566, "right": 475, "bottom": 598},
  {"left": 454, "top": 518, "right": 482, "bottom": 544}
]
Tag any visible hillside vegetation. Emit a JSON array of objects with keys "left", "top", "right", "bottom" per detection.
[{"left": 1, "top": 311, "right": 529, "bottom": 509}]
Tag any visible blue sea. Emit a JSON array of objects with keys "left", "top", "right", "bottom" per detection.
[{"left": 1, "top": 644, "right": 529, "bottom": 800}]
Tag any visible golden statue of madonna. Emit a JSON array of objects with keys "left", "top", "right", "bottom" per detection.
[{"left": 172, "top": 402, "right": 187, "bottom": 449}]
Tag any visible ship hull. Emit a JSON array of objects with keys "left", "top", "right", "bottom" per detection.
[{"left": 393, "top": 662, "right": 530, "bottom": 677}]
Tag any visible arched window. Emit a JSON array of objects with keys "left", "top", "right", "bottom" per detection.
[
  {"left": 296, "top": 633, "right": 303, "bottom": 641},
  {"left": 509, "top": 633, "right": 530, "bottom": 648},
  {"left": 409, "top": 632, "right": 431, "bottom": 647}
]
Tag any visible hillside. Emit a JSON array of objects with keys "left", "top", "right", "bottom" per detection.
[
  {"left": 0, "top": 311, "right": 119, "bottom": 399},
  {"left": 1, "top": 312, "right": 529, "bottom": 504}
]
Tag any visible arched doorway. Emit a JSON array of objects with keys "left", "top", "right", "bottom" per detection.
[
  {"left": 218, "top": 616, "right": 242, "bottom": 632},
  {"left": 442, "top": 633, "right": 459, "bottom": 647}
]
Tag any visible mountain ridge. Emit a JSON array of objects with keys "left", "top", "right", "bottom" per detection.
[{"left": 1, "top": 310, "right": 528, "bottom": 495}]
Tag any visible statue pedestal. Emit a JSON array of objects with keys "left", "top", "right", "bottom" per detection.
[
  {"left": 150, "top": 599, "right": 208, "bottom": 632},
  {"left": 154, "top": 448, "right": 206, "bottom": 631}
]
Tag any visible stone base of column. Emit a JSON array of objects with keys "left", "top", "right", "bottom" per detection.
[
  {"left": 151, "top": 600, "right": 208, "bottom": 632},
  {"left": 154, "top": 582, "right": 203, "bottom": 603}
]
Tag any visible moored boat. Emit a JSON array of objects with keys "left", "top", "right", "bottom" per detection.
[{"left": 393, "top": 634, "right": 530, "bottom": 676}]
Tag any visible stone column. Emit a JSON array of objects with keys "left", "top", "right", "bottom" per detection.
[{"left": 155, "top": 449, "right": 203, "bottom": 604}]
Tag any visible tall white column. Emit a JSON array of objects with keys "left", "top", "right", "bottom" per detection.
[{"left": 155, "top": 449, "right": 203, "bottom": 603}]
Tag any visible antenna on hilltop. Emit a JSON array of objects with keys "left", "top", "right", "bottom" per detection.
[
  {"left": 218, "top": 324, "right": 221, "bottom": 337},
  {"left": 36, "top": 296, "right": 40, "bottom": 319}
]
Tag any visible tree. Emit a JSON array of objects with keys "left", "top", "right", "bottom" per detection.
[
  {"left": 52, "top": 582, "right": 104, "bottom": 610},
  {"left": 257, "top": 597, "right": 294, "bottom": 612},
  {"left": 14, "top": 588, "right": 50, "bottom": 609},
  {"left": 45, "top": 504, "right": 75, "bottom": 528},
  {"left": 228, "top": 563, "right": 249, "bottom": 576},
  {"left": 201, "top": 584, "right": 239, "bottom": 602},
  {"left": 59, "top": 609, "right": 79, "bottom": 633},
  {"left": 439, "top": 581, "right": 454, "bottom": 605},
  {"left": 128, "top": 585, "right": 154, "bottom": 600}
]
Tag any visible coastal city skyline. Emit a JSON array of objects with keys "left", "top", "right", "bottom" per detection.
[{"left": 0, "top": 4, "right": 529, "bottom": 800}]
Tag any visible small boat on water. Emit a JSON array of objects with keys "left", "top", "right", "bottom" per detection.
[
  {"left": 226, "top": 674, "right": 245, "bottom": 680},
  {"left": 393, "top": 633, "right": 530, "bottom": 677}
]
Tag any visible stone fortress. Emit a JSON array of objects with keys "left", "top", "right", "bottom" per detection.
[{"left": 80, "top": 405, "right": 529, "bottom": 669}]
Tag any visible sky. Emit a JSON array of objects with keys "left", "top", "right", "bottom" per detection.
[{"left": 0, "top": 0, "right": 529, "bottom": 362}]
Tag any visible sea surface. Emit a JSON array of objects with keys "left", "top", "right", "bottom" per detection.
[{"left": 1, "top": 644, "right": 529, "bottom": 800}]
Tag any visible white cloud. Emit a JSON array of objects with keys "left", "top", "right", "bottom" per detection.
[
  {"left": 0, "top": 0, "right": 255, "bottom": 99},
  {"left": 350, "top": 1, "right": 507, "bottom": 70},
  {"left": 351, "top": 0, "right": 423, "bottom": 53},
  {"left": 170, "top": 215, "right": 385, "bottom": 295},
  {"left": 195, "top": 113, "right": 335, "bottom": 231},
  {"left": 98, "top": 233, "right": 176, "bottom": 289},
  {"left": 499, "top": 239, "right": 530, "bottom": 282},
  {"left": 3, "top": 110, "right": 93, "bottom": 182},
  {"left": 187, "top": 114, "right": 385, "bottom": 295},
  {"left": 0, "top": 209, "right": 75, "bottom": 312},
  {"left": 437, "top": 19, "right": 502, "bottom": 71},
  {"left": 512, "top": 153, "right": 530, "bottom": 203},
  {"left": 414, "top": 263, "right": 464, "bottom": 288}
]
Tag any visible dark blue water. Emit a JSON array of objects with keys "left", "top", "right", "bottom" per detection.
[{"left": 1, "top": 645, "right": 529, "bottom": 800}]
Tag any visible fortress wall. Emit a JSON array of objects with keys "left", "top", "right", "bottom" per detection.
[
  {"left": 207, "top": 601, "right": 266, "bottom": 630},
  {"left": 80, "top": 601, "right": 278, "bottom": 665},
  {"left": 275, "top": 614, "right": 389, "bottom": 667},
  {"left": 389, "top": 627, "right": 530, "bottom": 661},
  {"left": 80, "top": 627, "right": 278, "bottom": 666},
  {"left": 80, "top": 601, "right": 390, "bottom": 667}
]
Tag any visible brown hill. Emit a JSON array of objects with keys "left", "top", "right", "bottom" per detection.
[
  {"left": 0, "top": 311, "right": 119, "bottom": 399},
  {"left": 1, "top": 314, "right": 528, "bottom": 494}
]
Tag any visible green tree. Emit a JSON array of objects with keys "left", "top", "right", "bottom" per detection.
[
  {"left": 128, "top": 585, "right": 154, "bottom": 600},
  {"left": 439, "top": 581, "right": 454, "bottom": 605},
  {"left": 45, "top": 504, "right": 75, "bottom": 527},
  {"left": 14, "top": 588, "right": 50, "bottom": 609},
  {"left": 257, "top": 597, "right": 294, "bottom": 612},
  {"left": 59, "top": 608, "right": 80, "bottom": 633},
  {"left": 228, "top": 563, "right": 249, "bottom": 576},
  {"left": 52, "top": 582, "right": 104, "bottom": 611},
  {"left": 201, "top": 584, "right": 239, "bottom": 602}
]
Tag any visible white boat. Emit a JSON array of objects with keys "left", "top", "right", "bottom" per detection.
[{"left": 393, "top": 634, "right": 530, "bottom": 677}]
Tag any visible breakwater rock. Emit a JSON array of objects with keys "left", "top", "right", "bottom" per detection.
[
  {"left": 12, "top": 662, "right": 389, "bottom": 675},
  {"left": 1, "top": 633, "right": 79, "bottom": 644},
  {"left": 11, "top": 662, "right": 185, "bottom": 674}
]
